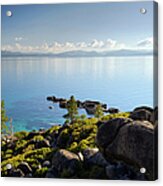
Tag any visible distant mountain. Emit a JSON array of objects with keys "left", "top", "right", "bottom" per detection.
[{"left": 1, "top": 49, "right": 153, "bottom": 58}]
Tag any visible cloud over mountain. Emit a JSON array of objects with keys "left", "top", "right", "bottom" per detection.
[{"left": 2, "top": 37, "right": 153, "bottom": 54}]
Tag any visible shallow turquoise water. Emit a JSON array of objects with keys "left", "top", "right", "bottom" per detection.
[{"left": 1, "top": 56, "right": 154, "bottom": 132}]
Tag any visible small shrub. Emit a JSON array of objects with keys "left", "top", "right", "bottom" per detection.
[
  {"left": 34, "top": 167, "right": 48, "bottom": 177},
  {"left": 14, "top": 131, "right": 29, "bottom": 140}
]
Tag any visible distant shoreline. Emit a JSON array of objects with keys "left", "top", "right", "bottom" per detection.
[{"left": 1, "top": 49, "right": 154, "bottom": 58}]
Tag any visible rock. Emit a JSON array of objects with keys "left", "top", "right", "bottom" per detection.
[
  {"left": 48, "top": 106, "right": 53, "bottom": 109},
  {"left": 96, "top": 117, "right": 155, "bottom": 180},
  {"left": 129, "top": 106, "right": 153, "bottom": 123},
  {"left": 35, "top": 139, "right": 50, "bottom": 149},
  {"left": 45, "top": 167, "right": 59, "bottom": 178},
  {"left": 151, "top": 106, "right": 158, "bottom": 125},
  {"left": 107, "top": 107, "right": 119, "bottom": 114},
  {"left": 47, "top": 96, "right": 58, "bottom": 102},
  {"left": 83, "top": 100, "right": 107, "bottom": 115},
  {"left": 9, "top": 168, "right": 25, "bottom": 177},
  {"left": 17, "top": 162, "right": 32, "bottom": 175},
  {"left": 42, "top": 160, "right": 51, "bottom": 168},
  {"left": 25, "top": 173, "right": 33, "bottom": 177},
  {"left": 105, "top": 164, "right": 117, "bottom": 179},
  {"left": 83, "top": 101, "right": 99, "bottom": 115},
  {"left": 133, "top": 106, "right": 153, "bottom": 113},
  {"left": 82, "top": 148, "right": 109, "bottom": 167},
  {"left": 105, "top": 162, "right": 146, "bottom": 180},
  {"left": 52, "top": 149, "right": 81, "bottom": 176},
  {"left": 25, "top": 131, "right": 39, "bottom": 140},
  {"left": 59, "top": 100, "right": 67, "bottom": 108},
  {"left": 76, "top": 100, "right": 83, "bottom": 108},
  {"left": 96, "top": 118, "right": 133, "bottom": 151},
  {"left": 77, "top": 152, "right": 84, "bottom": 162}
]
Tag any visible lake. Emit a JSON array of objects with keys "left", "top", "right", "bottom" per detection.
[{"left": 1, "top": 56, "right": 154, "bottom": 132}]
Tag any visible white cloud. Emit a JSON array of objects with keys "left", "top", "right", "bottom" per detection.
[
  {"left": 15, "top": 37, "right": 23, "bottom": 41},
  {"left": 90, "top": 39, "right": 104, "bottom": 48},
  {"left": 137, "top": 37, "right": 153, "bottom": 48},
  {"left": 2, "top": 37, "right": 152, "bottom": 54}
]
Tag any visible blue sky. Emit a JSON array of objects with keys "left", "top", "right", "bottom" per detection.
[{"left": 1, "top": 1, "right": 154, "bottom": 53}]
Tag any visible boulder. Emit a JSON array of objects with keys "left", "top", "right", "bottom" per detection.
[
  {"left": 45, "top": 167, "right": 59, "bottom": 178},
  {"left": 17, "top": 162, "right": 32, "bottom": 175},
  {"left": 105, "top": 162, "right": 146, "bottom": 180},
  {"left": 59, "top": 100, "right": 67, "bottom": 109},
  {"left": 52, "top": 149, "right": 81, "bottom": 176},
  {"left": 82, "top": 148, "right": 109, "bottom": 167},
  {"left": 34, "top": 139, "right": 50, "bottom": 149},
  {"left": 96, "top": 118, "right": 133, "bottom": 151},
  {"left": 25, "top": 131, "right": 39, "bottom": 140},
  {"left": 133, "top": 106, "right": 153, "bottom": 113},
  {"left": 83, "top": 100, "right": 107, "bottom": 115},
  {"left": 96, "top": 118, "right": 156, "bottom": 180},
  {"left": 107, "top": 107, "right": 119, "bottom": 114},
  {"left": 9, "top": 168, "right": 25, "bottom": 177},
  {"left": 47, "top": 96, "right": 60, "bottom": 103},
  {"left": 129, "top": 106, "right": 153, "bottom": 123},
  {"left": 42, "top": 160, "right": 51, "bottom": 168}
]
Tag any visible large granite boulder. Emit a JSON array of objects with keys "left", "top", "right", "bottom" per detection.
[
  {"left": 96, "top": 117, "right": 157, "bottom": 180},
  {"left": 129, "top": 106, "right": 153, "bottom": 123},
  {"left": 52, "top": 149, "right": 81, "bottom": 177},
  {"left": 82, "top": 148, "right": 109, "bottom": 167}
]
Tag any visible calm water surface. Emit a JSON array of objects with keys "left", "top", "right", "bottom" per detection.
[{"left": 1, "top": 56, "right": 154, "bottom": 132}]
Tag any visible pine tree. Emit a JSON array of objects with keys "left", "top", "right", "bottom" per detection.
[
  {"left": 65, "top": 96, "right": 78, "bottom": 123},
  {"left": 95, "top": 104, "right": 104, "bottom": 119}
]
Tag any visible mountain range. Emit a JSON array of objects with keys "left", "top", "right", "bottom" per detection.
[{"left": 1, "top": 49, "right": 153, "bottom": 58}]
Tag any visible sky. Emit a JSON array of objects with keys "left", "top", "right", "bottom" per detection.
[{"left": 1, "top": 1, "right": 154, "bottom": 54}]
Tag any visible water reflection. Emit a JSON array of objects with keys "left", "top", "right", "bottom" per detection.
[{"left": 2, "top": 56, "right": 153, "bottom": 131}]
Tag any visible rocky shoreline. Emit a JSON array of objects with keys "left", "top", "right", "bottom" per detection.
[
  {"left": 47, "top": 96, "right": 119, "bottom": 115},
  {"left": 1, "top": 106, "right": 158, "bottom": 180}
]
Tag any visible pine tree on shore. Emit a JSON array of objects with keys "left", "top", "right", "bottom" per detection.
[
  {"left": 95, "top": 104, "right": 104, "bottom": 119},
  {"left": 65, "top": 96, "right": 78, "bottom": 123}
]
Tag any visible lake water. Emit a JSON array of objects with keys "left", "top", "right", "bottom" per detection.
[{"left": 1, "top": 56, "right": 154, "bottom": 132}]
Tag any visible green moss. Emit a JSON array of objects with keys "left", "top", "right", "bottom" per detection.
[
  {"left": 57, "top": 128, "right": 70, "bottom": 148},
  {"left": 32, "top": 135, "right": 44, "bottom": 141},
  {"left": 15, "top": 139, "right": 28, "bottom": 151},
  {"left": 34, "top": 167, "right": 48, "bottom": 177},
  {"left": 101, "top": 112, "right": 130, "bottom": 122},
  {"left": 14, "top": 131, "right": 29, "bottom": 139},
  {"left": 46, "top": 125, "right": 61, "bottom": 135},
  {"left": 1, "top": 147, "right": 52, "bottom": 175},
  {"left": 68, "top": 142, "right": 78, "bottom": 152},
  {"left": 78, "top": 139, "right": 89, "bottom": 151},
  {"left": 1, "top": 110, "right": 130, "bottom": 178},
  {"left": 23, "top": 144, "right": 35, "bottom": 152},
  {"left": 5, "top": 149, "right": 13, "bottom": 154}
]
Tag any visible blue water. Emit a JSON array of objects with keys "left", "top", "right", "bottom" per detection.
[{"left": 1, "top": 56, "right": 154, "bottom": 132}]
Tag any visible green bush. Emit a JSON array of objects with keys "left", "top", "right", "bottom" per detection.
[
  {"left": 34, "top": 167, "right": 48, "bottom": 177},
  {"left": 14, "top": 131, "right": 29, "bottom": 140},
  {"left": 32, "top": 135, "right": 44, "bottom": 141}
]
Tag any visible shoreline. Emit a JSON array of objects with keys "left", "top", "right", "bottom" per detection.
[{"left": 1, "top": 105, "right": 158, "bottom": 180}]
